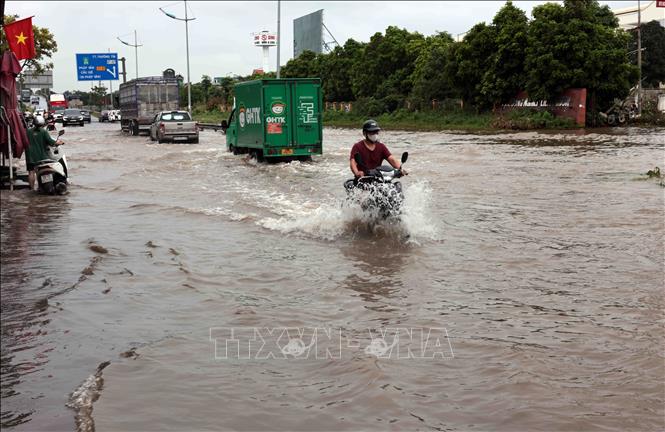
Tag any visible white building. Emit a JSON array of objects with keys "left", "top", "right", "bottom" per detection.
[{"left": 613, "top": 1, "right": 665, "bottom": 30}]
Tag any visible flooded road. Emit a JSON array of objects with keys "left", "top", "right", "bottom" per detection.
[{"left": 1, "top": 122, "right": 663, "bottom": 431}]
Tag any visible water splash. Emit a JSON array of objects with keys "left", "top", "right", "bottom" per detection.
[
  {"left": 258, "top": 180, "right": 440, "bottom": 242},
  {"left": 400, "top": 181, "right": 441, "bottom": 241}
]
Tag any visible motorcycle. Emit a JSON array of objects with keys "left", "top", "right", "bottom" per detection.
[
  {"left": 35, "top": 129, "right": 69, "bottom": 195},
  {"left": 46, "top": 114, "right": 56, "bottom": 131},
  {"left": 344, "top": 151, "right": 409, "bottom": 219}
]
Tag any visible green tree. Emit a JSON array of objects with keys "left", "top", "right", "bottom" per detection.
[
  {"left": 446, "top": 22, "right": 497, "bottom": 109},
  {"left": 1, "top": 15, "right": 58, "bottom": 73},
  {"left": 90, "top": 85, "right": 107, "bottom": 106},
  {"left": 350, "top": 26, "right": 426, "bottom": 101},
  {"left": 200, "top": 75, "right": 213, "bottom": 102},
  {"left": 480, "top": 1, "right": 529, "bottom": 107},
  {"left": 281, "top": 50, "right": 320, "bottom": 78},
  {"left": 633, "top": 20, "right": 665, "bottom": 88},
  {"left": 525, "top": 0, "right": 637, "bottom": 112},
  {"left": 410, "top": 32, "right": 455, "bottom": 109},
  {"left": 318, "top": 39, "right": 364, "bottom": 102}
]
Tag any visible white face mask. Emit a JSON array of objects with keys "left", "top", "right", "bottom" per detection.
[{"left": 367, "top": 133, "right": 379, "bottom": 143}]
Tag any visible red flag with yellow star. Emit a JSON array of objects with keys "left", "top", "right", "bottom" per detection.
[{"left": 3, "top": 17, "right": 36, "bottom": 60}]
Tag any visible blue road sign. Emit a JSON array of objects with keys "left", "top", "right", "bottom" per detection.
[{"left": 76, "top": 53, "right": 119, "bottom": 81}]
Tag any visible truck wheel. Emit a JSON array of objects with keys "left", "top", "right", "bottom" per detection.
[
  {"left": 250, "top": 150, "right": 264, "bottom": 162},
  {"left": 132, "top": 122, "right": 139, "bottom": 136},
  {"left": 190, "top": 137, "right": 199, "bottom": 144}
]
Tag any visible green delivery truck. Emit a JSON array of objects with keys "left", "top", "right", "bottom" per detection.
[{"left": 221, "top": 78, "right": 322, "bottom": 160}]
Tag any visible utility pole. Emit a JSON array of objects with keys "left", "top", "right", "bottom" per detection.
[
  {"left": 637, "top": 0, "right": 642, "bottom": 115},
  {"left": 276, "top": 0, "right": 281, "bottom": 78},
  {"left": 120, "top": 57, "right": 127, "bottom": 83},
  {"left": 108, "top": 48, "right": 113, "bottom": 108},
  {"left": 159, "top": 1, "right": 195, "bottom": 114},
  {"left": 117, "top": 32, "right": 142, "bottom": 80},
  {"left": 185, "top": 0, "right": 192, "bottom": 114},
  {"left": 134, "top": 30, "right": 139, "bottom": 79}
]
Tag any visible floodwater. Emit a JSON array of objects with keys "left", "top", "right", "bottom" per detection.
[{"left": 1, "top": 122, "right": 663, "bottom": 431}]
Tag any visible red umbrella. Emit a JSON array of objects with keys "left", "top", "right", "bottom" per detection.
[{"left": 0, "top": 51, "right": 30, "bottom": 159}]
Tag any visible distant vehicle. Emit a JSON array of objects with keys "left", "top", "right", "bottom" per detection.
[
  {"left": 108, "top": 109, "right": 121, "bottom": 122},
  {"left": 49, "top": 94, "right": 68, "bottom": 111},
  {"left": 52, "top": 106, "right": 66, "bottom": 123},
  {"left": 120, "top": 73, "right": 180, "bottom": 136},
  {"left": 222, "top": 78, "right": 322, "bottom": 161},
  {"left": 149, "top": 110, "right": 199, "bottom": 144},
  {"left": 62, "top": 109, "right": 85, "bottom": 126},
  {"left": 80, "top": 110, "right": 91, "bottom": 123},
  {"left": 99, "top": 110, "right": 110, "bottom": 122},
  {"left": 21, "top": 89, "right": 32, "bottom": 103}
]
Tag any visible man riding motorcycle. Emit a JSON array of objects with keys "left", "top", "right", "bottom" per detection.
[
  {"left": 349, "top": 119, "right": 407, "bottom": 178},
  {"left": 26, "top": 115, "right": 63, "bottom": 190},
  {"left": 345, "top": 120, "right": 410, "bottom": 220}
]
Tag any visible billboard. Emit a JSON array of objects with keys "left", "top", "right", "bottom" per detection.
[
  {"left": 294, "top": 9, "right": 323, "bottom": 57},
  {"left": 254, "top": 31, "right": 277, "bottom": 46},
  {"left": 22, "top": 70, "right": 53, "bottom": 89}
]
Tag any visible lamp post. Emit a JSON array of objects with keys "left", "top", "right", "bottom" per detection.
[
  {"left": 117, "top": 31, "right": 142, "bottom": 80},
  {"left": 636, "top": 0, "right": 642, "bottom": 115},
  {"left": 160, "top": 1, "right": 195, "bottom": 114},
  {"left": 276, "top": 0, "right": 281, "bottom": 78}
]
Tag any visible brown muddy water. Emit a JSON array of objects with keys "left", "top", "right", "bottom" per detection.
[{"left": 1, "top": 122, "right": 663, "bottom": 431}]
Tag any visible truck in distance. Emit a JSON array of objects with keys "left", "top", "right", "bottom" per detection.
[
  {"left": 119, "top": 73, "right": 180, "bottom": 136},
  {"left": 221, "top": 78, "right": 322, "bottom": 161}
]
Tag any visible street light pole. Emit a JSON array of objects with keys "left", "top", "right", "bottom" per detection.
[
  {"left": 159, "top": 1, "right": 195, "bottom": 114},
  {"left": 117, "top": 31, "right": 142, "bottom": 80},
  {"left": 637, "top": 0, "right": 642, "bottom": 115},
  {"left": 185, "top": 0, "right": 192, "bottom": 114},
  {"left": 134, "top": 30, "right": 139, "bottom": 79},
  {"left": 276, "top": 0, "right": 281, "bottom": 78}
]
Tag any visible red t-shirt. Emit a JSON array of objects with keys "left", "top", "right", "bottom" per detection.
[{"left": 349, "top": 140, "right": 392, "bottom": 171}]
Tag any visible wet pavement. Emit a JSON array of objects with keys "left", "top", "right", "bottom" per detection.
[{"left": 1, "top": 122, "right": 663, "bottom": 431}]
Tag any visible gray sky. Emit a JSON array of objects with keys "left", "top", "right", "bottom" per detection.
[{"left": 6, "top": 1, "right": 637, "bottom": 93}]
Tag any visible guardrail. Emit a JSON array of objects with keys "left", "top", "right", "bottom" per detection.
[{"left": 197, "top": 122, "right": 225, "bottom": 132}]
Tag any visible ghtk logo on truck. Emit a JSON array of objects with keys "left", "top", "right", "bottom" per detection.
[
  {"left": 266, "top": 100, "right": 286, "bottom": 134},
  {"left": 238, "top": 105, "right": 261, "bottom": 128},
  {"left": 271, "top": 101, "right": 285, "bottom": 115}
]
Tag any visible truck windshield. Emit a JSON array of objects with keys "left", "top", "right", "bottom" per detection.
[{"left": 161, "top": 112, "right": 191, "bottom": 121}]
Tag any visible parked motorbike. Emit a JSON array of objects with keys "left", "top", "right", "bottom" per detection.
[
  {"left": 344, "top": 151, "right": 409, "bottom": 219},
  {"left": 35, "top": 130, "right": 69, "bottom": 195}
]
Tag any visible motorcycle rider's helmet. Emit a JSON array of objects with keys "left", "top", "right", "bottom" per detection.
[
  {"left": 34, "top": 115, "right": 46, "bottom": 127},
  {"left": 362, "top": 119, "right": 381, "bottom": 133}
]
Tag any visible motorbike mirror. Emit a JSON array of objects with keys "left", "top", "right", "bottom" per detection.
[
  {"left": 58, "top": 130, "right": 65, "bottom": 136},
  {"left": 401, "top": 152, "right": 409, "bottom": 164}
]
